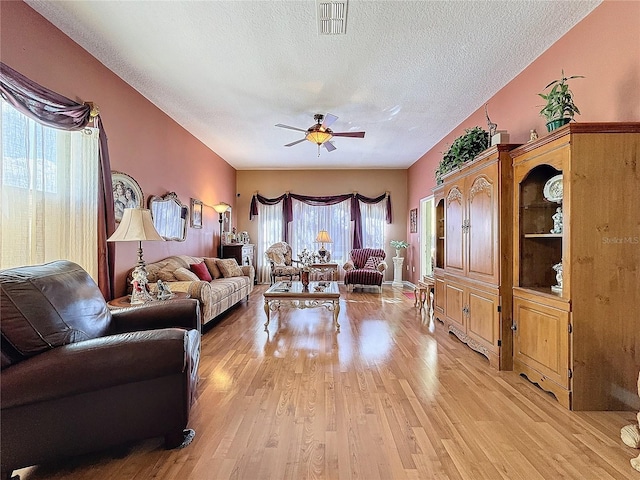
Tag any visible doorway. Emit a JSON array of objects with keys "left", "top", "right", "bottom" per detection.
[{"left": 420, "top": 196, "right": 435, "bottom": 279}]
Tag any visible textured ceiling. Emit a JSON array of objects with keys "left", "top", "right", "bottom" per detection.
[{"left": 25, "top": 0, "right": 600, "bottom": 170}]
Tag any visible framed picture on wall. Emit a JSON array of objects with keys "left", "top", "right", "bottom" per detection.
[
  {"left": 410, "top": 208, "right": 418, "bottom": 233},
  {"left": 111, "top": 171, "right": 144, "bottom": 224},
  {"left": 190, "top": 198, "right": 203, "bottom": 228}
]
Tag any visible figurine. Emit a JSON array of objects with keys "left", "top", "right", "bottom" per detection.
[
  {"left": 156, "top": 279, "right": 174, "bottom": 300},
  {"left": 551, "top": 207, "right": 563, "bottom": 234},
  {"left": 529, "top": 129, "right": 539, "bottom": 142},
  {"left": 485, "top": 104, "right": 497, "bottom": 137},
  {"left": 130, "top": 266, "right": 154, "bottom": 304},
  {"left": 551, "top": 262, "right": 563, "bottom": 293}
]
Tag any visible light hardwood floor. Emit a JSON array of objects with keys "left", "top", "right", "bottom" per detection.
[{"left": 15, "top": 285, "right": 638, "bottom": 479}]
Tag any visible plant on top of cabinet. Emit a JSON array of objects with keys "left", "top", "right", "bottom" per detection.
[
  {"left": 538, "top": 70, "right": 584, "bottom": 132},
  {"left": 435, "top": 126, "right": 489, "bottom": 184}
]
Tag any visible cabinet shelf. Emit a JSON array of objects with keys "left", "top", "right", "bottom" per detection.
[{"left": 523, "top": 233, "right": 562, "bottom": 238}]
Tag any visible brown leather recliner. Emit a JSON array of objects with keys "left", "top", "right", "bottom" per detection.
[{"left": 0, "top": 260, "right": 201, "bottom": 479}]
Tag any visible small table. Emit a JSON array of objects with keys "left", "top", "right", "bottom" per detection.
[
  {"left": 263, "top": 281, "right": 341, "bottom": 331},
  {"left": 414, "top": 277, "right": 435, "bottom": 314},
  {"left": 309, "top": 262, "right": 339, "bottom": 281},
  {"left": 107, "top": 291, "right": 190, "bottom": 309}
]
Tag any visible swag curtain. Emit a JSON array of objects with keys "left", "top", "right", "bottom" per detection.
[
  {"left": 250, "top": 191, "right": 392, "bottom": 249},
  {"left": 0, "top": 62, "right": 116, "bottom": 299}
]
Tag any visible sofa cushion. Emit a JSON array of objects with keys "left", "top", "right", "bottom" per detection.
[
  {"left": 174, "top": 267, "right": 200, "bottom": 282},
  {"left": 203, "top": 257, "right": 222, "bottom": 279},
  {"left": 190, "top": 262, "right": 212, "bottom": 282},
  {"left": 216, "top": 258, "right": 244, "bottom": 278}
]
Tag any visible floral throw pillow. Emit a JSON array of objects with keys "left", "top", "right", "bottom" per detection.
[
  {"left": 216, "top": 258, "right": 244, "bottom": 278},
  {"left": 363, "top": 256, "right": 383, "bottom": 270}
]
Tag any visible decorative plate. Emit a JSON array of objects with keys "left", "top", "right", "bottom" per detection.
[{"left": 543, "top": 174, "right": 563, "bottom": 203}]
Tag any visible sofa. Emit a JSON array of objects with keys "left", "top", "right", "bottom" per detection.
[
  {"left": 343, "top": 248, "right": 388, "bottom": 291},
  {"left": 0, "top": 260, "right": 201, "bottom": 479},
  {"left": 139, "top": 255, "right": 254, "bottom": 326}
]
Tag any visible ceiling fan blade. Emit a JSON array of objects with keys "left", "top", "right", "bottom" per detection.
[
  {"left": 332, "top": 131, "right": 366, "bottom": 138},
  {"left": 275, "top": 123, "right": 308, "bottom": 133},
  {"left": 284, "top": 138, "right": 307, "bottom": 147},
  {"left": 321, "top": 113, "right": 338, "bottom": 129},
  {"left": 324, "top": 141, "right": 337, "bottom": 152}
]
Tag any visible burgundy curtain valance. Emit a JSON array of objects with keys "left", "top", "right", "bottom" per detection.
[
  {"left": 0, "top": 62, "right": 116, "bottom": 299},
  {"left": 250, "top": 191, "right": 391, "bottom": 249}
]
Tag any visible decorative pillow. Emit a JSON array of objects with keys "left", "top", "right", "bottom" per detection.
[
  {"left": 203, "top": 257, "right": 222, "bottom": 279},
  {"left": 216, "top": 258, "right": 244, "bottom": 278},
  {"left": 363, "top": 256, "right": 384, "bottom": 270},
  {"left": 376, "top": 260, "right": 387, "bottom": 272},
  {"left": 190, "top": 262, "right": 212, "bottom": 282},
  {"left": 343, "top": 261, "right": 355, "bottom": 272},
  {"left": 156, "top": 265, "right": 178, "bottom": 282},
  {"left": 174, "top": 267, "right": 200, "bottom": 282}
]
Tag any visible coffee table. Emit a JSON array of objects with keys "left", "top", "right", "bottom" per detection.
[{"left": 263, "top": 281, "right": 341, "bottom": 331}]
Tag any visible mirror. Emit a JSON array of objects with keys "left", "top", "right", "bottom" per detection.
[{"left": 148, "top": 192, "right": 188, "bottom": 241}]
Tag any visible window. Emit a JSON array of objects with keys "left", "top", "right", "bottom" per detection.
[
  {"left": 358, "top": 200, "right": 386, "bottom": 250},
  {"left": 256, "top": 201, "right": 284, "bottom": 284},
  {"left": 290, "top": 199, "right": 352, "bottom": 264},
  {"left": 0, "top": 100, "right": 100, "bottom": 278}
]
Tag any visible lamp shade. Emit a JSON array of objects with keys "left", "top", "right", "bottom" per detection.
[
  {"left": 107, "top": 208, "right": 164, "bottom": 242},
  {"left": 213, "top": 203, "right": 230, "bottom": 214},
  {"left": 315, "top": 230, "right": 333, "bottom": 244}
]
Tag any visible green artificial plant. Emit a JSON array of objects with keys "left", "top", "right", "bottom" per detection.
[
  {"left": 435, "top": 126, "right": 489, "bottom": 184},
  {"left": 538, "top": 70, "right": 584, "bottom": 130}
]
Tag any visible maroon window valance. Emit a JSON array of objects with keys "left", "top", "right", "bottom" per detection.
[
  {"left": 0, "top": 62, "right": 116, "bottom": 300},
  {"left": 250, "top": 191, "right": 391, "bottom": 249}
]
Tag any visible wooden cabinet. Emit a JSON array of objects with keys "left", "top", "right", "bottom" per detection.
[
  {"left": 510, "top": 123, "right": 640, "bottom": 410},
  {"left": 434, "top": 144, "right": 516, "bottom": 370},
  {"left": 222, "top": 244, "right": 254, "bottom": 268}
]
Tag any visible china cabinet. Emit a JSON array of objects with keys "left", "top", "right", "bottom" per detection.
[
  {"left": 510, "top": 123, "right": 640, "bottom": 410},
  {"left": 434, "top": 144, "right": 516, "bottom": 370}
]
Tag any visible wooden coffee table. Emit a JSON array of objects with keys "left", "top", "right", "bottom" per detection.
[{"left": 263, "top": 281, "right": 341, "bottom": 331}]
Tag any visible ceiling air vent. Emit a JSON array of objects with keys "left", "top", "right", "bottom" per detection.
[{"left": 317, "top": 0, "right": 348, "bottom": 35}]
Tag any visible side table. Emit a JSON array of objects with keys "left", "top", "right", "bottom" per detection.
[
  {"left": 414, "top": 277, "right": 435, "bottom": 314},
  {"left": 107, "top": 291, "right": 190, "bottom": 309},
  {"left": 309, "top": 262, "right": 339, "bottom": 281}
]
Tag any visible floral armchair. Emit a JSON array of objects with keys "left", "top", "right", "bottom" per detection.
[
  {"left": 343, "top": 248, "right": 387, "bottom": 291},
  {"left": 265, "top": 242, "right": 302, "bottom": 284}
]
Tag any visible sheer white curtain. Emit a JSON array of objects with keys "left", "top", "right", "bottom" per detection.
[
  {"left": 359, "top": 200, "right": 386, "bottom": 249},
  {"left": 0, "top": 100, "right": 100, "bottom": 278},
  {"left": 289, "top": 199, "right": 352, "bottom": 271},
  {"left": 256, "top": 201, "right": 284, "bottom": 284}
]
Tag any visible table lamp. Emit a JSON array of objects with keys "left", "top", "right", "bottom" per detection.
[
  {"left": 107, "top": 207, "right": 164, "bottom": 304},
  {"left": 315, "top": 230, "right": 333, "bottom": 263},
  {"left": 213, "top": 203, "right": 230, "bottom": 257}
]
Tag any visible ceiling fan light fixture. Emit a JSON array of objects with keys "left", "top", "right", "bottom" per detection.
[{"left": 306, "top": 130, "right": 333, "bottom": 145}]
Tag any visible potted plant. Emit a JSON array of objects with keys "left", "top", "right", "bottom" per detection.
[
  {"left": 435, "top": 126, "right": 489, "bottom": 184},
  {"left": 538, "top": 70, "right": 584, "bottom": 132},
  {"left": 390, "top": 240, "right": 409, "bottom": 258}
]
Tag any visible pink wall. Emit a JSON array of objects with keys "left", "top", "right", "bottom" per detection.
[
  {"left": 0, "top": 1, "right": 237, "bottom": 296},
  {"left": 406, "top": 0, "right": 640, "bottom": 284}
]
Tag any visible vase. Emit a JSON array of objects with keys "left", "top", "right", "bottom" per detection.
[
  {"left": 301, "top": 270, "right": 310, "bottom": 287},
  {"left": 546, "top": 118, "right": 570, "bottom": 132},
  {"left": 395, "top": 249, "right": 401, "bottom": 258}
]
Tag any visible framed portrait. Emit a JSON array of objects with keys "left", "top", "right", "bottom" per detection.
[
  {"left": 111, "top": 171, "right": 144, "bottom": 224},
  {"left": 191, "top": 198, "right": 203, "bottom": 228},
  {"left": 410, "top": 208, "right": 418, "bottom": 233}
]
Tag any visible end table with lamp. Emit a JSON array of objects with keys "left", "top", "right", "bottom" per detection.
[{"left": 107, "top": 207, "right": 164, "bottom": 305}]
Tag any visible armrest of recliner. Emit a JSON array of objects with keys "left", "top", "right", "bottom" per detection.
[
  {"left": 1, "top": 329, "right": 197, "bottom": 409},
  {"left": 111, "top": 298, "right": 201, "bottom": 333}
]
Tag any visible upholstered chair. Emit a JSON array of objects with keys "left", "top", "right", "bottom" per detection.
[
  {"left": 0, "top": 260, "right": 201, "bottom": 479},
  {"left": 343, "top": 248, "right": 387, "bottom": 291},
  {"left": 265, "top": 241, "right": 302, "bottom": 284}
]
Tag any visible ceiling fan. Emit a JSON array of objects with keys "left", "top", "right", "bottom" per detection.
[{"left": 275, "top": 113, "right": 365, "bottom": 155}]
